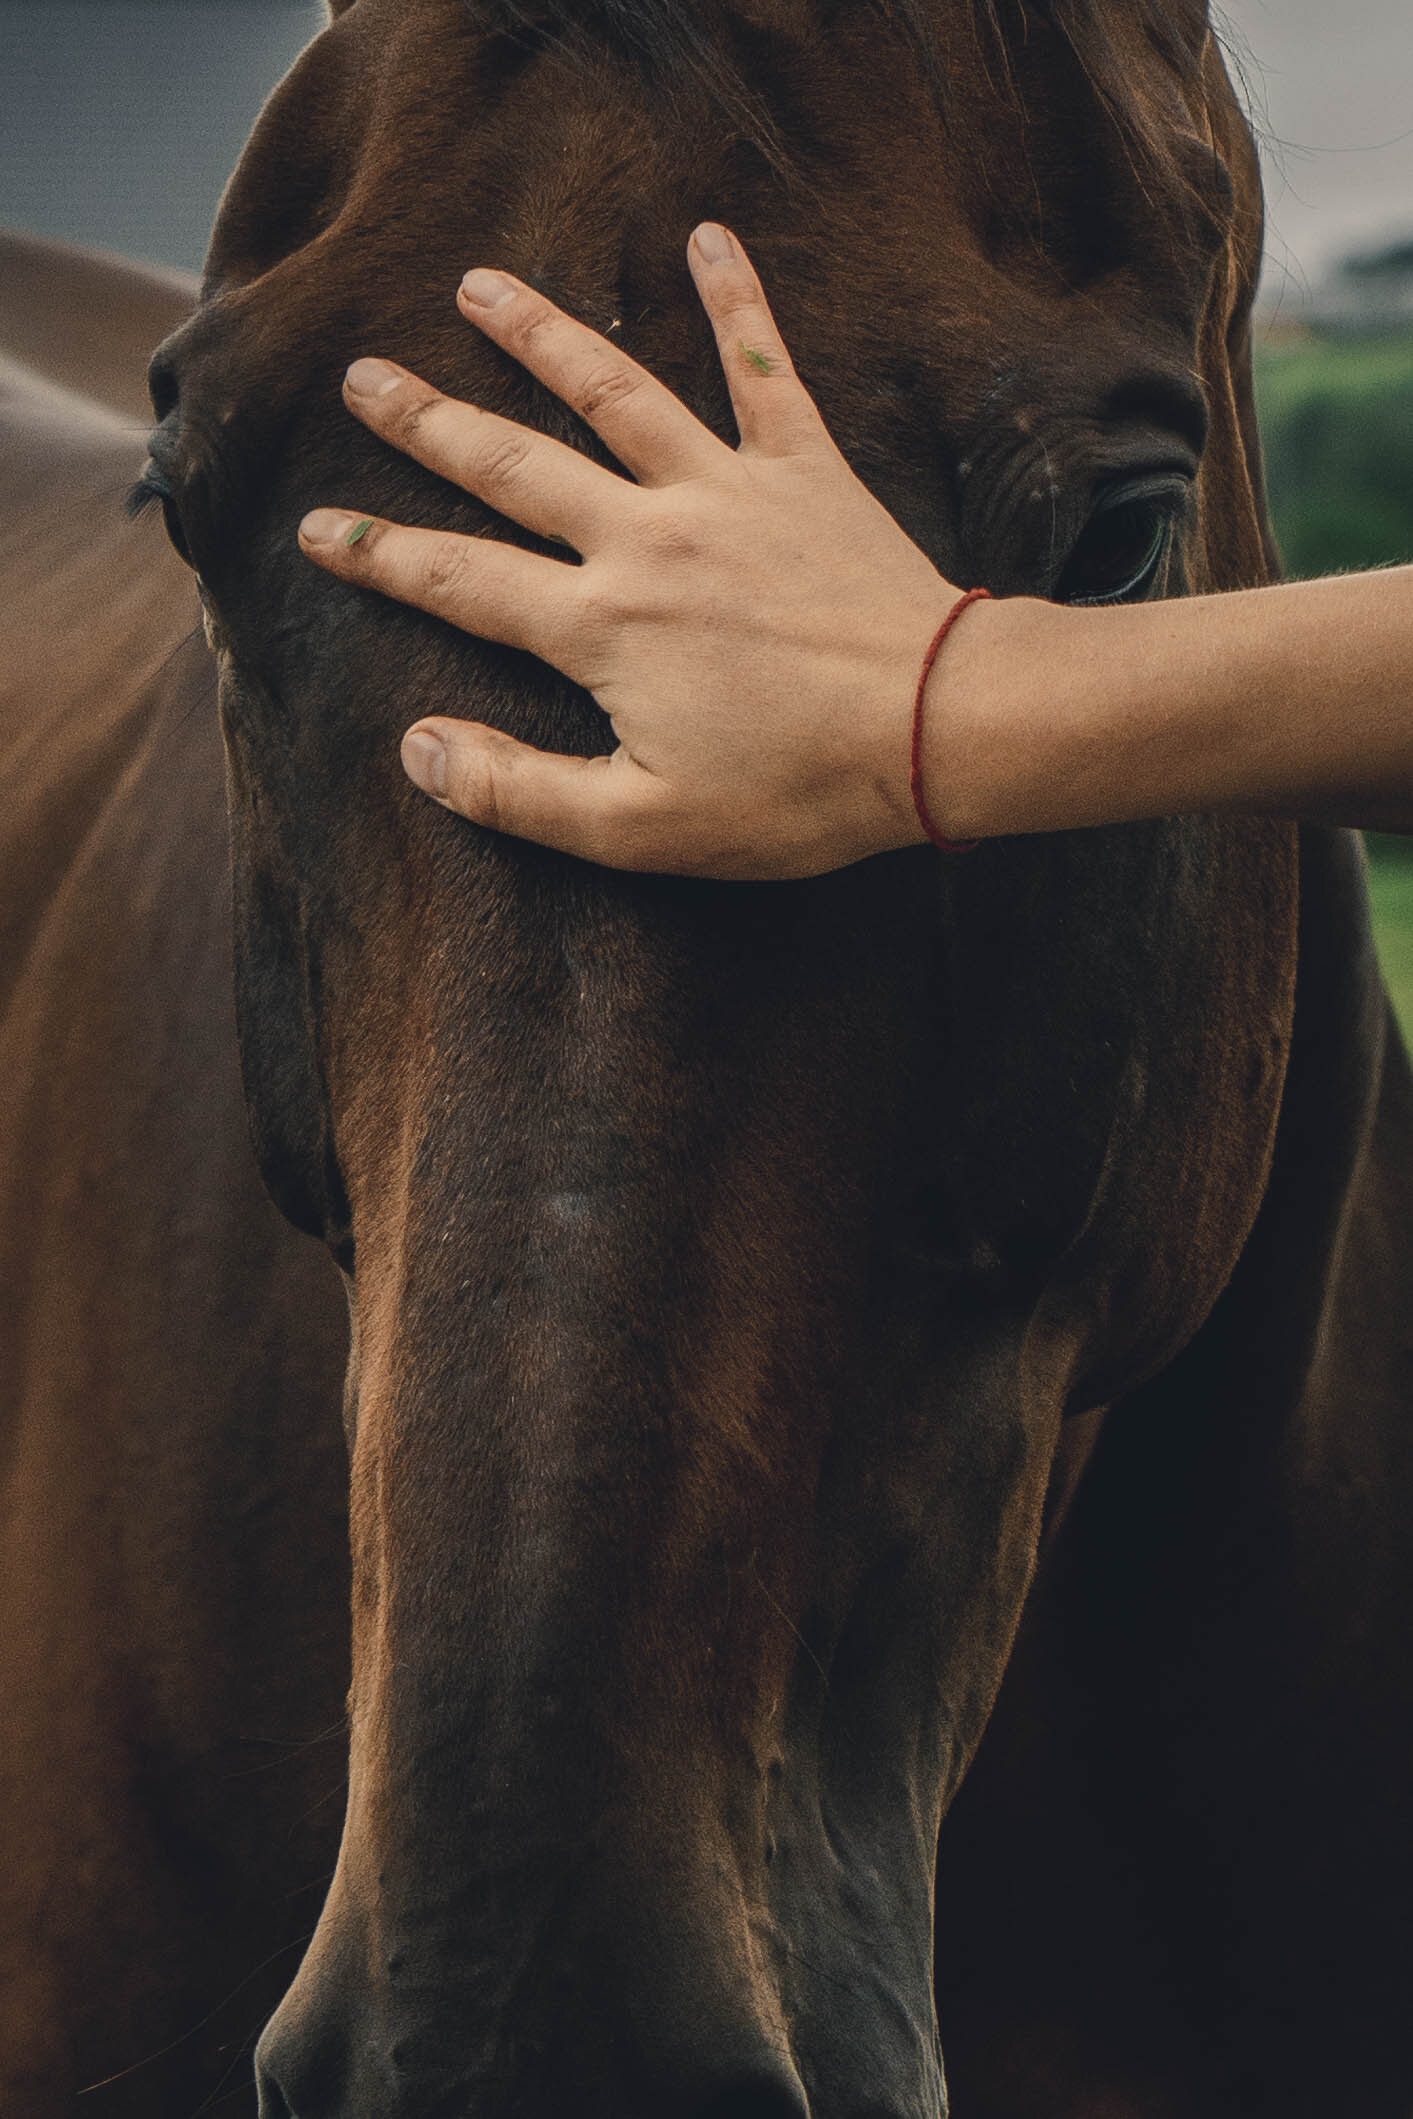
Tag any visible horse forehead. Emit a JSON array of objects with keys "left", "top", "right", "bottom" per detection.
[
  {"left": 186, "top": 0, "right": 1229, "bottom": 577},
  {"left": 209, "top": 0, "right": 1217, "bottom": 292}
]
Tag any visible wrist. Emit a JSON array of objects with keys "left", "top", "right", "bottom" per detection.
[
  {"left": 910, "top": 594, "right": 1069, "bottom": 843},
  {"left": 908, "top": 589, "right": 994, "bottom": 849}
]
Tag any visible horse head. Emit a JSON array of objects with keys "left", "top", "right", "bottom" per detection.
[{"left": 143, "top": 2, "right": 1297, "bottom": 2111}]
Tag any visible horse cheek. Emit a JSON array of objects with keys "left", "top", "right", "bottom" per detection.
[{"left": 224, "top": 740, "right": 352, "bottom": 1257}]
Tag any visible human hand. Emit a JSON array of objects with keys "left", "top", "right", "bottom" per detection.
[{"left": 298, "top": 224, "right": 975, "bottom": 878}]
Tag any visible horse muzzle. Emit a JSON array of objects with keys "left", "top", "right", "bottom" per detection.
[{"left": 252, "top": 1838, "right": 948, "bottom": 2119}]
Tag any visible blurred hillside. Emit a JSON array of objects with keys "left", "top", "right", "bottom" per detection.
[
  {"left": 1254, "top": 266, "right": 1413, "bottom": 1043},
  {"left": 1256, "top": 336, "right": 1413, "bottom": 579},
  {"left": 0, "top": 1, "right": 320, "bottom": 272}
]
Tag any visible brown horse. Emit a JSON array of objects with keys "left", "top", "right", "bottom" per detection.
[
  {"left": 0, "top": 320, "right": 351, "bottom": 2108},
  {"left": 3, "top": 1, "right": 1411, "bottom": 2114},
  {"left": 0, "top": 230, "right": 199, "bottom": 423}
]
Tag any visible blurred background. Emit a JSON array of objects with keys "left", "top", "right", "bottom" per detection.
[{"left": 1, "top": 0, "right": 1409, "bottom": 1030}]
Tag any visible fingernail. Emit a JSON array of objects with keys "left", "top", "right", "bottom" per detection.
[
  {"left": 692, "top": 222, "right": 734, "bottom": 263},
  {"left": 300, "top": 508, "right": 355, "bottom": 545},
  {"left": 345, "top": 356, "right": 403, "bottom": 397},
  {"left": 460, "top": 269, "right": 515, "bottom": 309},
  {"left": 402, "top": 729, "right": 447, "bottom": 798}
]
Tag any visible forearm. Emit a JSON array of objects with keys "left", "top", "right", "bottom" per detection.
[
  {"left": 927, "top": 568, "right": 1413, "bottom": 842},
  {"left": 308, "top": 231, "right": 1411, "bottom": 876}
]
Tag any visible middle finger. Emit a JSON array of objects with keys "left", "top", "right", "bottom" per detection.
[
  {"left": 342, "top": 358, "right": 632, "bottom": 552},
  {"left": 456, "top": 268, "right": 730, "bottom": 486}
]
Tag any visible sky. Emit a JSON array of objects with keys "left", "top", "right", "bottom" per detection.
[
  {"left": 0, "top": 0, "right": 1409, "bottom": 304},
  {"left": 1217, "top": 0, "right": 1413, "bottom": 305}
]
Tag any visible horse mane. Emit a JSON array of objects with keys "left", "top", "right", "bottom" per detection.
[{"left": 462, "top": 0, "right": 1214, "bottom": 191}]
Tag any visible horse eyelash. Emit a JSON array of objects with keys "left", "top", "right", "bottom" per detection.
[{"left": 125, "top": 475, "right": 166, "bottom": 522}]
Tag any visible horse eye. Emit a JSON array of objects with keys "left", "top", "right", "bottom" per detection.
[
  {"left": 1057, "top": 485, "right": 1181, "bottom": 607},
  {"left": 127, "top": 466, "right": 195, "bottom": 570}
]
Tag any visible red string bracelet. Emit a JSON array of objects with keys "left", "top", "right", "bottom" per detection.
[{"left": 910, "top": 585, "right": 994, "bottom": 853}]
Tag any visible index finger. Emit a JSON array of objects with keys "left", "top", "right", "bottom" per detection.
[{"left": 456, "top": 268, "right": 727, "bottom": 487}]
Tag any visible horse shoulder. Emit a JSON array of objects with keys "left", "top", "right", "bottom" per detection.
[{"left": 0, "top": 354, "right": 199, "bottom": 972}]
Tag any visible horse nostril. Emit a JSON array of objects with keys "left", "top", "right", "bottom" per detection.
[
  {"left": 254, "top": 2067, "right": 294, "bottom": 2119},
  {"left": 253, "top": 2026, "right": 306, "bottom": 2119},
  {"left": 146, "top": 347, "right": 181, "bottom": 424}
]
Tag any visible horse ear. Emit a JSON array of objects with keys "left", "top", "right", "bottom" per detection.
[{"left": 325, "top": 0, "right": 358, "bottom": 16}]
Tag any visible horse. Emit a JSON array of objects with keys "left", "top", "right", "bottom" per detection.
[
  {"left": 2, "top": 0, "right": 1410, "bottom": 2113},
  {"left": 0, "top": 230, "right": 199, "bottom": 424},
  {"left": 0, "top": 320, "right": 352, "bottom": 2109}
]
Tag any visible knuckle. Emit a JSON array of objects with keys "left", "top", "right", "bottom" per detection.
[
  {"left": 572, "top": 569, "right": 632, "bottom": 636},
  {"left": 515, "top": 303, "right": 561, "bottom": 359},
  {"left": 573, "top": 358, "right": 642, "bottom": 424},
  {"left": 420, "top": 538, "right": 471, "bottom": 599},
  {"left": 634, "top": 500, "right": 704, "bottom": 569},
  {"left": 391, "top": 387, "right": 445, "bottom": 447},
  {"left": 476, "top": 428, "right": 535, "bottom": 488},
  {"left": 448, "top": 744, "right": 502, "bottom": 828},
  {"left": 714, "top": 278, "right": 768, "bottom": 324}
]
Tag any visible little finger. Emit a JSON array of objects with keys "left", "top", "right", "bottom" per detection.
[{"left": 687, "top": 223, "right": 830, "bottom": 459}]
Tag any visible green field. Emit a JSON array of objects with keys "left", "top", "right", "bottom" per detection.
[
  {"left": 1254, "top": 336, "right": 1413, "bottom": 1049},
  {"left": 1367, "top": 842, "right": 1413, "bottom": 1048},
  {"left": 1253, "top": 336, "right": 1413, "bottom": 579}
]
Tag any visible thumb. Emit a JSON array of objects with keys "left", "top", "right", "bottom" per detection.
[{"left": 400, "top": 718, "right": 670, "bottom": 869}]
